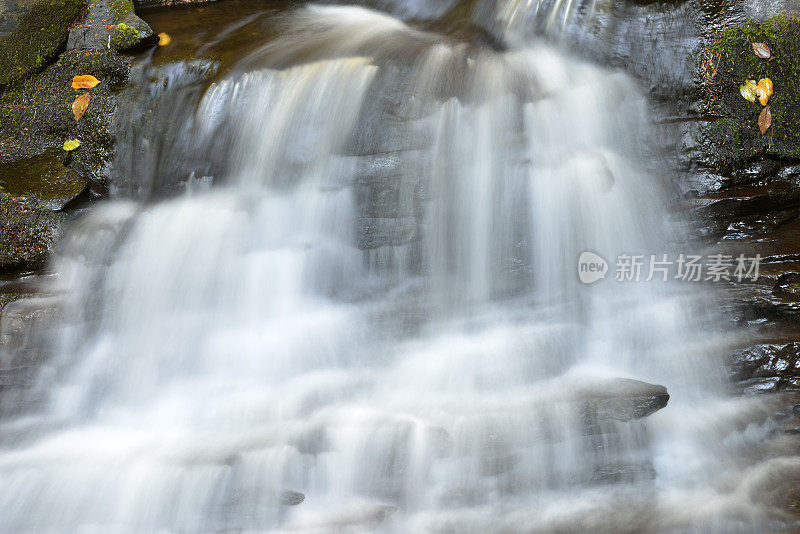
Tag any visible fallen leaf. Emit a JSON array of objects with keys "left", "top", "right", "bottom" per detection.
[
  {"left": 751, "top": 42, "right": 773, "bottom": 60},
  {"left": 758, "top": 105, "right": 772, "bottom": 134},
  {"left": 63, "top": 138, "right": 81, "bottom": 151},
  {"left": 72, "top": 75, "right": 100, "bottom": 89},
  {"left": 740, "top": 79, "right": 758, "bottom": 102},
  {"left": 756, "top": 78, "right": 774, "bottom": 106},
  {"left": 72, "top": 93, "right": 91, "bottom": 121},
  {"left": 158, "top": 33, "right": 171, "bottom": 46}
]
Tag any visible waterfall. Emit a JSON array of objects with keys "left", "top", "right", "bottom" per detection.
[{"left": 0, "top": 4, "right": 791, "bottom": 533}]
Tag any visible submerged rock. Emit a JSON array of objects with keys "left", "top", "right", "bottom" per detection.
[{"left": 279, "top": 490, "right": 305, "bottom": 506}]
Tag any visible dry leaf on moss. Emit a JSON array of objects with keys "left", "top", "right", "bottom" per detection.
[
  {"left": 72, "top": 93, "right": 91, "bottom": 121},
  {"left": 751, "top": 42, "right": 773, "bottom": 60},
  {"left": 72, "top": 75, "right": 100, "bottom": 89},
  {"left": 758, "top": 106, "right": 772, "bottom": 134}
]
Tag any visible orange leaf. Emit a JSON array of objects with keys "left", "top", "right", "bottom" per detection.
[
  {"left": 72, "top": 93, "right": 91, "bottom": 121},
  {"left": 158, "top": 33, "right": 171, "bottom": 46},
  {"left": 758, "top": 106, "right": 772, "bottom": 135},
  {"left": 751, "top": 42, "right": 773, "bottom": 60},
  {"left": 756, "top": 78, "right": 773, "bottom": 106},
  {"left": 72, "top": 75, "right": 100, "bottom": 90}
]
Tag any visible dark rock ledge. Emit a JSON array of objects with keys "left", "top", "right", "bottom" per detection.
[{"left": 0, "top": 0, "right": 160, "bottom": 274}]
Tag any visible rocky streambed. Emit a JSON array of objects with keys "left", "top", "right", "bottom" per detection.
[{"left": 0, "top": 0, "right": 799, "bottom": 527}]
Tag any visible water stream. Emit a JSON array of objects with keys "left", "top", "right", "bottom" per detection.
[{"left": 0, "top": 3, "right": 795, "bottom": 532}]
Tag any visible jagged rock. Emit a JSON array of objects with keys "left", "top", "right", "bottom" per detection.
[{"left": 728, "top": 343, "right": 800, "bottom": 393}]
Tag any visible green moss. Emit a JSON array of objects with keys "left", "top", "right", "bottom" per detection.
[
  {"left": 701, "top": 15, "right": 800, "bottom": 170},
  {"left": 111, "top": 23, "right": 139, "bottom": 51},
  {"left": 110, "top": 0, "right": 135, "bottom": 20},
  {"left": 0, "top": 49, "right": 130, "bottom": 171},
  {"left": 0, "top": 0, "right": 88, "bottom": 88}
]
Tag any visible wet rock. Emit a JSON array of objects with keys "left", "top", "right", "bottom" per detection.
[
  {"left": 279, "top": 490, "right": 305, "bottom": 506},
  {"left": 0, "top": 152, "right": 88, "bottom": 211},
  {"left": 0, "top": 0, "right": 87, "bottom": 87},
  {"left": 134, "top": 0, "right": 215, "bottom": 6},
  {"left": 0, "top": 295, "right": 63, "bottom": 368},
  {"left": 0, "top": 194, "right": 64, "bottom": 273},
  {"left": 67, "top": 0, "right": 155, "bottom": 52},
  {"left": 775, "top": 273, "right": 800, "bottom": 296},
  {"left": 728, "top": 343, "right": 800, "bottom": 393},
  {"left": 578, "top": 378, "right": 670, "bottom": 422}
]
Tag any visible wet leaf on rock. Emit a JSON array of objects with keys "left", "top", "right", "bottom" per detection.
[
  {"left": 63, "top": 139, "right": 81, "bottom": 151},
  {"left": 72, "top": 75, "right": 100, "bottom": 89},
  {"left": 751, "top": 42, "right": 773, "bottom": 60},
  {"left": 740, "top": 79, "right": 758, "bottom": 102},
  {"left": 758, "top": 106, "right": 772, "bottom": 135},
  {"left": 72, "top": 93, "right": 90, "bottom": 121},
  {"left": 158, "top": 33, "right": 171, "bottom": 46}
]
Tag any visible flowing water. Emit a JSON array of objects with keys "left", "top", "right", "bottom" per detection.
[{"left": 0, "top": 3, "right": 797, "bottom": 533}]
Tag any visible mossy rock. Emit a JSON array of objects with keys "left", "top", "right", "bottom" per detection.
[
  {"left": 111, "top": 13, "right": 156, "bottom": 52},
  {"left": 701, "top": 15, "right": 800, "bottom": 171},
  {"left": 0, "top": 49, "right": 130, "bottom": 169},
  {"left": 0, "top": 150, "right": 88, "bottom": 210},
  {"left": 0, "top": 0, "right": 88, "bottom": 88},
  {"left": 111, "top": 23, "right": 139, "bottom": 50}
]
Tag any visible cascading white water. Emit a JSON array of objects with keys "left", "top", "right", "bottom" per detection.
[{"left": 0, "top": 4, "right": 794, "bottom": 533}]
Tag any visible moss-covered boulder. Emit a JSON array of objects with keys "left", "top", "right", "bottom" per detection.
[
  {"left": 701, "top": 16, "right": 800, "bottom": 171},
  {"left": 0, "top": 0, "right": 87, "bottom": 88},
  {"left": 0, "top": 49, "right": 130, "bottom": 177}
]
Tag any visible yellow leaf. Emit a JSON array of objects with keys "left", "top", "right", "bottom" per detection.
[
  {"left": 63, "top": 139, "right": 81, "bottom": 151},
  {"left": 158, "top": 33, "right": 171, "bottom": 46},
  {"left": 72, "top": 93, "right": 91, "bottom": 121},
  {"left": 72, "top": 75, "right": 100, "bottom": 89},
  {"left": 758, "top": 106, "right": 772, "bottom": 135},
  {"left": 739, "top": 79, "right": 757, "bottom": 103}
]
